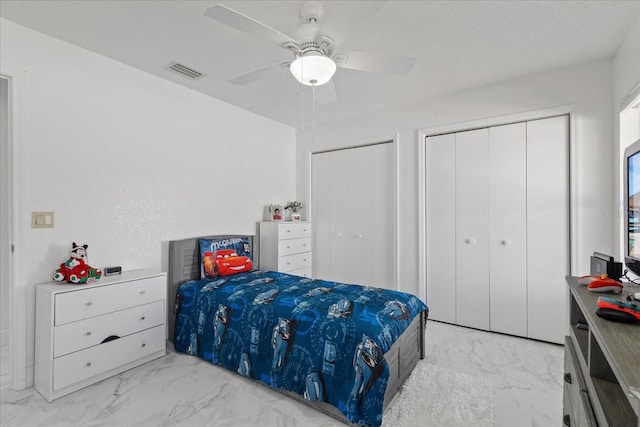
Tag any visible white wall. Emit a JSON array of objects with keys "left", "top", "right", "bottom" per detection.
[
  {"left": 297, "top": 59, "right": 617, "bottom": 299},
  {"left": 1, "top": 18, "right": 296, "bottom": 387}
]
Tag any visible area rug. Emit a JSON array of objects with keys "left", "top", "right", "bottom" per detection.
[{"left": 382, "top": 361, "right": 494, "bottom": 427}]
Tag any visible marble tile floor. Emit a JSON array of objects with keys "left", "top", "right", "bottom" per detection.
[
  {"left": 0, "top": 341, "right": 9, "bottom": 391},
  {"left": 0, "top": 321, "right": 563, "bottom": 427}
]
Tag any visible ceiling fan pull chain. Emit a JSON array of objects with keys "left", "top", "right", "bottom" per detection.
[
  {"left": 312, "top": 84, "right": 316, "bottom": 144},
  {"left": 300, "top": 60, "right": 305, "bottom": 130}
]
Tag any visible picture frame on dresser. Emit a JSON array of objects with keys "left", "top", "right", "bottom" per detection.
[
  {"left": 34, "top": 269, "right": 168, "bottom": 402},
  {"left": 267, "top": 204, "right": 284, "bottom": 221}
]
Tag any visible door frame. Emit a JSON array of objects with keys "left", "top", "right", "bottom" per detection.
[
  {"left": 418, "top": 105, "right": 577, "bottom": 304},
  {"left": 1, "top": 64, "right": 26, "bottom": 390}
]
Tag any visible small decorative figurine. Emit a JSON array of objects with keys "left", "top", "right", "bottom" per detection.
[{"left": 53, "top": 242, "right": 102, "bottom": 284}]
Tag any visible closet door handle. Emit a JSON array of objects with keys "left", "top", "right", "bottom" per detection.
[
  {"left": 464, "top": 238, "right": 476, "bottom": 244},
  {"left": 563, "top": 373, "right": 571, "bottom": 384},
  {"left": 501, "top": 239, "right": 511, "bottom": 246}
]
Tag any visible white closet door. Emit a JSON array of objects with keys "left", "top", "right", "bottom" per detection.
[
  {"left": 312, "top": 143, "right": 396, "bottom": 288},
  {"left": 455, "top": 129, "right": 490, "bottom": 330},
  {"left": 368, "top": 143, "right": 395, "bottom": 289},
  {"left": 489, "top": 123, "right": 527, "bottom": 336},
  {"left": 329, "top": 148, "right": 354, "bottom": 284},
  {"left": 346, "top": 146, "right": 372, "bottom": 285},
  {"left": 311, "top": 152, "right": 332, "bottom": 280},
  {"left": 426, "top": 134, "right": 456, "bottom": 323},
  {"left": 526, "top": 116, "right": 569, "bottom": 344}
]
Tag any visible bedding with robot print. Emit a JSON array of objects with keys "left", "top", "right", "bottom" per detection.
[{"left": 174, "top": 270, "right": 427, "bottom": 427}]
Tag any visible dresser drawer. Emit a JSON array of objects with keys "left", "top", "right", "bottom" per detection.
[
  {"left": 278, "top": 237, "right": 311, "bottom": 256},
  {"left": 279, "top": 252, "right": 311, "bottom": 272},
  {"left": 53, "top": 325, "right": 165, "bottom": 391},
  {"left": 563, "top": 338, "right": 596, "bottom": 427},
  {"left": 278, "top": 223, "right": 311, "bottom": 240},
  {"left": 54, "top": 300, "right": 165, "bottom": 358},
  {"left": 55, "top": 275, "right": 165, "bottom": 325},
  {"left": 286, "top": 266, "right": 312, "bottom": 278}
]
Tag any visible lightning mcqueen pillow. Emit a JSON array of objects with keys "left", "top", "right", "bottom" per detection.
[{"left": 199, "top": 237, "right": 253, "bottom": 278}]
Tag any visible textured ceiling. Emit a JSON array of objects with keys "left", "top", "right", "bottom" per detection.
[{"left": 1, "top": 0, "right": 638, "bottom": 128}]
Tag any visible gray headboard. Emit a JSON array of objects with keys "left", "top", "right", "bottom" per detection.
[{"left": 167, "top": 234, "right": 258, "bottom": 341}]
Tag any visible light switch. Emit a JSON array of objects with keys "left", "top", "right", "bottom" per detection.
[{"left": 32, "top": 211, "right": 54, "bottom": 228}]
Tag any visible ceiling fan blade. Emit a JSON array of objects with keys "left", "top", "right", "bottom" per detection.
[
  {"left": 335, "top": 51, "right": 416, "bottom": 75},
  {"left": 204, "top": 4, "right": 298, "bottom": 47},
  {"left": 229, "top": 62, "right": 291, "bottom": 85},
  {"left": 314, "top": 80, "right": 337, "bottom": 105}
]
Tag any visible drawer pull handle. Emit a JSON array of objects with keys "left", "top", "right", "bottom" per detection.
[
  {"left": 286, "top": 246, "right": 291, "bottom": 249},
  {"left": 563, "top": 373, "right": 571, "bottom": 384},
  {"left": 101, "top": 335, "right": 120, "bottom": 344},
  {"left": 562, "top": 414, "right": 570, "bottom": 426},
  {"left": 86, "top": 362, "right": 92, "bottom": 367},
  {"left": 141, "top": 343, "right": 146, "bottom": 348},
  {"left": 140, "top": 290, "right": 147, "bottom": 295},
  {"left": 140, "top": 316, "right": 146, "bottom": 321},
  {"left": 85, "top": 301, "right": 93, "bottom": 307},
  {"left": 85, "top": 331, "right": 92, "bottom": 336},
  {"left": 576, "top": 322, "right": 588, "bottom": 331}
]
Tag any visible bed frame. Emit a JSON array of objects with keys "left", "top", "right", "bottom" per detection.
[{"left": 167, "top": 234, "right": 427, "bottom": 423}]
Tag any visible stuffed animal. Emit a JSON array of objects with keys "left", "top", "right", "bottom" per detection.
[{"left": 53, "top": 242, "right": 102, "bottom": 284}]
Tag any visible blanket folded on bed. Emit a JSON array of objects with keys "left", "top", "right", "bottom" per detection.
[{"left": 174, "top": 270, "right": 427, "bottom": 427}]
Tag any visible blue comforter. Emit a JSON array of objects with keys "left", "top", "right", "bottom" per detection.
[{"left": 174, "top": 270, "right": 427, "bottom": 426}]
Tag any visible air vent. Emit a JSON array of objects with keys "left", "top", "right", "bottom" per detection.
[{"left": 167, "top": 62, "right": 205, "bottom": 80}]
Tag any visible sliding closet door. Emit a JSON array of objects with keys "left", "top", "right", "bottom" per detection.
[
  {"left": 527, "top": 116, "right": 570, "bottom": 343},
  {"left": 329, "top": 148, "right": 356, "bottom": 284},
  {"left": 425, "top": 133, "right": 456, "bottom": 323},
  {"left": 312, "top": 152, "right": 332, "bottom": 281},
  {"left": 455, "top": 129, "right": 490, "bottom": 330},
  {"left": 368, "top": 143, "right": 395, "bottom": 288},
  {"left": 312, "top": 143, "right": 396, "bottom": 288},
  {"left": 489, "top": 123, "right": 527, "bottom": 336}
]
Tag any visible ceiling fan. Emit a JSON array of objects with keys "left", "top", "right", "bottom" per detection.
[{"left": 204, "top": 1, "right": 417, "bottom": 90}]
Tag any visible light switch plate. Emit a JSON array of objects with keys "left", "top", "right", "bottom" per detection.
[{"left": 32, "top": 211, "right": 54, "bottom": 228}]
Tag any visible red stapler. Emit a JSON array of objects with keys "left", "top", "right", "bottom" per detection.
[{"left": 577, "top": 274, "right": 623, "bottom": 293}]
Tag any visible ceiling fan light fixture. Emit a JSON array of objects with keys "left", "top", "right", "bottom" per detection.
[{"left": 290, "top": 54, "right": 336, "bottom": 86}]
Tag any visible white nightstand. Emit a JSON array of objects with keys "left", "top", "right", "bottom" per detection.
[
  {"left": 34, "top": 269, "right": 167, "bottom": 402},
  {"left": 259, "top": 221, "right": 312, "bottom": 277}
]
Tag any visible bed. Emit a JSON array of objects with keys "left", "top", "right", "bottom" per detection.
[{"left": 167, "top": 235, "right": 428, "bottom": 426}]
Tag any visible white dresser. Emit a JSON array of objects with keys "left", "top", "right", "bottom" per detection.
[
  {"left": 260, "top": 221, "right": 312, "bottom": 277},
  {"left": 34, "top": 269, "right": 167, "bottom": 402}
]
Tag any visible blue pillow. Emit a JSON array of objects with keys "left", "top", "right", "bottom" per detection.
[{"left": 199, "top": 237, "right": 253, "bottom": 278}]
